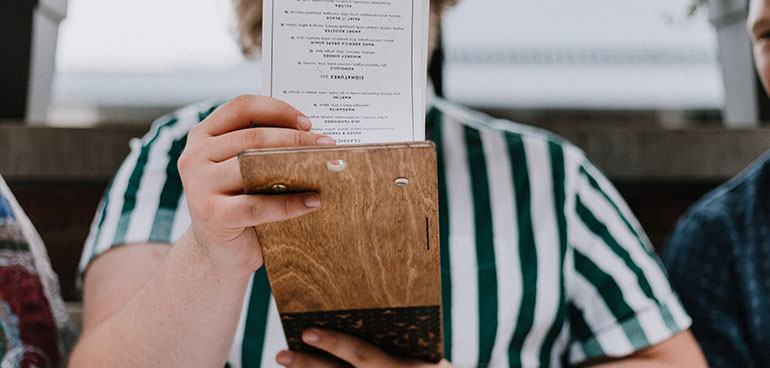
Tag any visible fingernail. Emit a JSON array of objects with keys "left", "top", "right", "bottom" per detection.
[
  {"left": 297, "top": 116, "right": 312, "bottom": 130},
  {"left": 276, "top": 351, "right": 294, "bottom": 365},
  {"left": 303, "top": 328, "right": 321, "bottom": 343},
  {"left": 304, "top": 194, "right": 321, "bottom": 208},
  {"left": 316, "top": 137, "right": 336, "bottom": 145}
]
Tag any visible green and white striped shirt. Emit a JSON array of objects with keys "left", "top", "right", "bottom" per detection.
[{"left": 79, "top": 96, "right": 690, "bottom": 367}]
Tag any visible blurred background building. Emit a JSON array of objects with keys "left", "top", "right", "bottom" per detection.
[{"left": 47, "top": 0, "right": 724, "bottom": 126}]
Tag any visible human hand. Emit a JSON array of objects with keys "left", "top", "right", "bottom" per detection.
[
  {"left": 178, "top": 95, "right": 335, "bottom": 276},
  {"left": 276, "top": 328, "right": 454, "bottom": 368}
]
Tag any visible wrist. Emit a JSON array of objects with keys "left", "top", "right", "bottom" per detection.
[{"left": 179, "top": 228, "right": 263, "bottom": 280}]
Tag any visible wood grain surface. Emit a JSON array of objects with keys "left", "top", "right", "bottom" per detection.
[{"left": 239, "top": 142, "right": 441, "bottom": 314}]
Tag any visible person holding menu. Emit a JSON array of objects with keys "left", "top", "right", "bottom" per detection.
[{"left": 70, "top": 0, "right": 706, "bottom": 367}]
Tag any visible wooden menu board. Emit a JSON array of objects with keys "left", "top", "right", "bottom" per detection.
[{"left": 238, "top": 142, "right": 442, "bottom": 363}]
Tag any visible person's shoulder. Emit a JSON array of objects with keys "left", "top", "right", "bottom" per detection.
[
  {"left": 681, "top": 150, "right": 770, "bottom": 227},
  {"left": 432, "top": 97, "right": 585, "bottom": 158}
]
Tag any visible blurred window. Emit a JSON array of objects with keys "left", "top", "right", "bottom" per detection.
[
  {"left": 50, "top": 0, "right": 720, "bottom": 125},
  {"left": 442, "top": 0, "right": 721, "bottom": 112},
  {"left": 51, "top": 0, "right": 258, "bottom": 125}
]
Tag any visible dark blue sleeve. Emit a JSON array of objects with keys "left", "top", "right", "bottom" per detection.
[{"left": 662, "top": 208, "right": 753, "bottom": 368}]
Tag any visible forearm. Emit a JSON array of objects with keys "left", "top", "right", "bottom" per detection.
[
  {"left": 70, "top": 231, "right": 252, "bottom": 367},
  {"left": 584, "top": 330, "right": 707, "bottom": 368},
  {"left": 71, "top": 96, "right": 329, "bottom": 367},
  {"left": 588, "top": 359, "right": 679, "bottom": 368}
]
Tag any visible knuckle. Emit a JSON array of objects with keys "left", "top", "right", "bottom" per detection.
[
  {"left": 177, "top": 152, "right": 191, "bottom": 173},
  {"left": 177, "top": 146, "right": 202, "bottom": 173},
  {"left": 300, "top": 132, "right": 317, "bottom": 146},
  {"left": 177, "top": 155, "right": 198, "bottom": 183},
  {"left": 292, "top": 131, "right": 304, "bottom": 147},
  {"left": 251, "top": 200, "right": 265, "bottom": 221},
  {"left": 281, "top": 197, "right": 293, "bottom": 218},
  {"left": 243, "top": 128, "right": 267, "bottom": 147},
  {"left": 188, "top": 124, "right": 202, "bottom": 139},
  {"left": 231, "top": 94, "right": 253, "bottom": 108}
]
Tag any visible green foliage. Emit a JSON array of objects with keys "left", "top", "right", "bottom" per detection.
[{"left": 688, "top": 0, "right": 708, "bottom": 17}]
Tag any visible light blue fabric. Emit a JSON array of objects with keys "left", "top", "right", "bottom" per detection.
[
  {"left": 0, "top": 191, "right": 14, "bottom": 221},
  {"left": 0, "top": 301, "right": 24, "bottom": 367}
]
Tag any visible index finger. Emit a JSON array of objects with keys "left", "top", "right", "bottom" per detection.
[{"left": 200, "top": 95, "right": 310, "bottom": 136}]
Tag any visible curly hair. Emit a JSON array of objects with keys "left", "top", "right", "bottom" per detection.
[{"left": 232, "top": 0, "right": 457, "bottom": 56}]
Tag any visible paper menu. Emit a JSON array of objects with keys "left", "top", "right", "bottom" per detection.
[{"left": 262, "top": 0, "right": 430, "bottom": 144}]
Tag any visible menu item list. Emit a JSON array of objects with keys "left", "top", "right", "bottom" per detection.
[{"left": 263, "top": 0, "right": 429, "bottom": 143}]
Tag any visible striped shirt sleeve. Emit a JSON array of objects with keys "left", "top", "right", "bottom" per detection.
[
  {"left": 77, "top": 101, "right": 220, "bottom": 283},
  {"left": 563, "top": 147, "right": 691, "bottom": 364}
]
